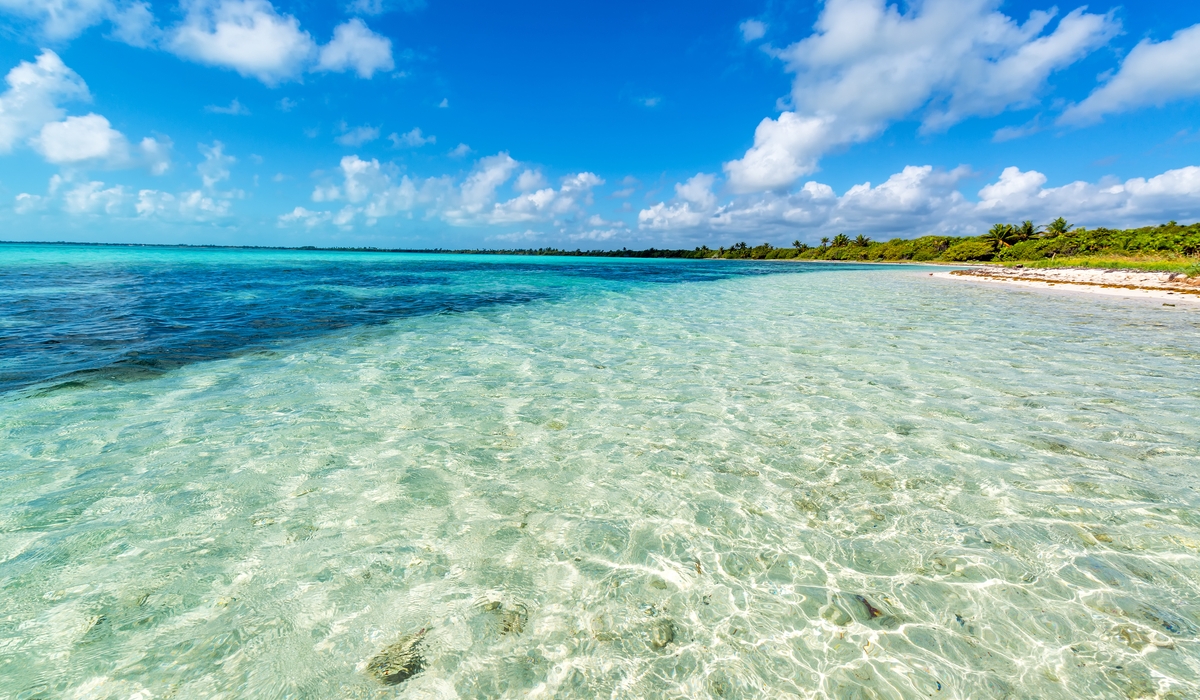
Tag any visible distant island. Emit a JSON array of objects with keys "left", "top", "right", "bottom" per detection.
[{"left": 6, "top": 219, "right": 1197, "bottom": 274}]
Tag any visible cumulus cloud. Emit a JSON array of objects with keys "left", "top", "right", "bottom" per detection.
[
  {"left": 14, "top": 173, "right": 129, "bottom": 215},
  {"left": 1, "top": 1, "right": 396, "bottom": 84},
  {"left": 131, "top": 143, "right": 241, "bottom": 220},
  {"left": 0, "top": 50, "right": 88, "bottom": 153},
  {"left": 0, "top": 51, "right": 170, "bottom": 172},
  {"left": 168, "top": 0, "right": 316, "bottom": 84},
  {"left": 1060, "top": 23, "right": 1200, "bottom": 126},
  {"left": 725, "top": 0, "right": 1118, "bottom": 193},
  {"left": 287, "top": 152, "right": 603, "bottom": 229},
  {"left": 35, "top": 112, "right": 125, "bottom": 162},
  {"left": 302, "top": 153, "right": 435, "bottom": 226},
  {"left": 316, "top": 18, "right": 394, "bottom": 78},
  {"left": 63, "top": 179, "right": 126, "bottom": 213},
  {"left": 136, "top": 188, "right": 231, "bottom": 218},
  {"left": 640, "top": 164, "right": 1200, "bottom": 242},
  {"left": 389, "top": 127, "right": 433, "bottom": 148},
  {"left": 164, "top": 0, "right": 393, "bottom": 85},
  {"left": 14, "top": 140, "right": 235, "bottom": 219},
  {"left": 452, "top": 170, "right": 604, "bottom": 226},
  {"left": 278, "top": 205, "right": 332, "bottom": 227}
]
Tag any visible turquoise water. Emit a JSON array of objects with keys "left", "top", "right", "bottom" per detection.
[{"left": 2, "top": 246, "right": 1200, "bottom": 699}]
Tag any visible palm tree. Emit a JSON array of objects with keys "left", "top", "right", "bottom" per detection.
[
  {"left": 793, "top": 240, "right": 802, "bottom": 250},
  {"left": 832, "top": 234, "right": 850, "bottom": 247},
  {"left": 984, "top": 223, "right": 1015, "bottom": 250},
  {"left": 1045, "top": 217, "right": 1072, "bottom": 237},
  {"left": 854, "top": 234, "right": 871, "bottom": 247},
  {"left": 820, "top": 237, "right": 830, "bottom": 249},
  {"left": 1014, "top": 220, "right": 1040, "bottom": 241}
]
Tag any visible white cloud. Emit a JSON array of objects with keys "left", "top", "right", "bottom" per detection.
[
  {"left": 287, "top": 152, "right": 603, "bottom": 230},
  {"left": 336, "top": 123, "right": 380, "bottom": 146},
  {"left": 515, "top": 168, "right": 546, "bottom": 192},
  {"left": 136, "top": 188, "right": 231, "bottom": 217},
  {"left": 1060, "top": 23, "right": 1200, "bottom": 126},
  {"left": 316, "top": 18, "right": 394, "bottom": 78},
  {"left": 138, "top": 135, "right": 171, "bottom": 174},
  {"left": 388, "top": 127, "right": 433, "bottom": 148},
  {"left": 169, "top": 0, "right": 316, "bottom": 84},
  {"left": 724, "top": 112, "right": 832, "bottom": 193},
  {"left": 0, "top": 50, "right": 88, "bottom": 153},
  {"left": 17, "top": 81, "right": 171, "bottom": 172},
  {"left": 130, "top": 142, "right": 238, "bottom": 219},
  {"left": 301, "top": 153, "right": 433, "bottom": 227},
  {"left": 639, "top": 163, "right": 1200, "bottom": 242},
  {"left": 63, "top": 179, "right": 126, "bottom": 214},
  {"left": 976, "top": 165, "right": 1200, "bottom": 225},
  {"left": 34, "top": 112, "right": 125, "bottom": 162},
  {"left": 739, "top": 19, "right": 766, "bottom": 43},
  {"left": 204, "top": 98, "right": 250, "bottom": 115},
  {"left": 13, "top": 140, "right": 238, "bottom": 219},
  {"left": 0, "top": 0, "right": 159, "bottom": 43},
  {"left": 456, "top": 152, "right": 519, "bottom": 214},
  {"left": 277, "top": 96, "right": 297, "bottom": 111},
  {"left": 197, "top": 141, "right": 234, "bottom": 189},
  {"left": 725, "top": 0, "right": 1118, "bottom": 193},
  {"left": 456, "top": 171, "right": 604, "bottom": 226},
  {"left": 447, "top": 142, "right": 471, "bottom": 158},
  {"left": 675, "top": 172, "right": 717, "bottom": 209},
  {"left": 0, "top": 0, "right": 113, "bottom": 40},
  {"left": 278, "top": 205, "right": 331, "bottom": 227},
  {"left": 107, "top": 1, "right": 158, "bottom": 46},
  {"left": 438, "top": 98, "right": 449, "bottom": 108}
]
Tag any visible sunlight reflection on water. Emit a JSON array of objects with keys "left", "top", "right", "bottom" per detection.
[{"left": 2, "top": 250, "right": 1199, "bottom": 698}]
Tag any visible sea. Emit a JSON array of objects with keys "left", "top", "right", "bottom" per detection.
[{"left": 2, "top": 243, "right": 1199, "bottom": 699}]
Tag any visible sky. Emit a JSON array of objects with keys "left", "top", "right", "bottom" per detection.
[{"left": 2, "top": 0, "right": 1200, "bottom": 249}]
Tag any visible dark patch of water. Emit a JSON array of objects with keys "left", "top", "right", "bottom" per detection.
[{"left": 0, "top": 251, "right": 861, "bottom": 395}]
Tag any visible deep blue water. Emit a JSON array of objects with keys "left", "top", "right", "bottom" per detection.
[{"left": 0, "top": 244, "right": 842, "bottom": 394}]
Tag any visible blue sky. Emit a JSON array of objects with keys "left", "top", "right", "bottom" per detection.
[{"left": 2, "top": 0, "right": 1200, "bottom": 248}]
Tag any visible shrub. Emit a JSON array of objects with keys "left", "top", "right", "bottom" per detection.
[
  {"left": 996, "top": 240, "right": 1047, "bottom": 261},
  {"left": 942, "top": 241, "right": 995, "bottom": 262}
]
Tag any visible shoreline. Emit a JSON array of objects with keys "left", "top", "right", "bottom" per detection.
[{"left": 934, "top": 267, "right": 1200, "bottom": 304}]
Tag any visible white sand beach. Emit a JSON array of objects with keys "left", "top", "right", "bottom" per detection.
[{"left": 934, "top": 266, "right": 1200, "bottom": 304}]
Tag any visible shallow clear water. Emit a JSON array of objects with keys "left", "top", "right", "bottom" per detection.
[{"left": 2, "top": 245, "right": 1200, "bottom": 699}]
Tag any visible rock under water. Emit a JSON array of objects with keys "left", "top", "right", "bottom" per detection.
[{"left": 366, "top": 628, "right": 427, "bottom": 686}]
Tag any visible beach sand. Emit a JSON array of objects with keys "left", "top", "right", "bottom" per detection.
[{"left": 934, "top": 266, "right": 1200, "bottom": 305}]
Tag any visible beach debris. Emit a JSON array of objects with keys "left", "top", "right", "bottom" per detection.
[
  {"left": 648, "top": 618, "right": 676, "bottom": 649},
  {"left": 366, "top": 628, "right": 427, "bottom": 686}
]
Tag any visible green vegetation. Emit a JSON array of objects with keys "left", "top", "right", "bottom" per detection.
[
  {"left": 686, "top": 220, "right": 1200, "bottom": 272},
  {"left": 12, "top": 220, "right": 1198, "bottom": 271}
]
